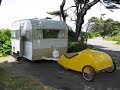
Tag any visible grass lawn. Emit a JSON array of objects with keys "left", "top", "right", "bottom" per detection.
[
  {"left": 0, "top": 67, "right": 56, "bottom": 90},
  {"left": 104, "top": 36, "right": 120, "bottom": 45}
]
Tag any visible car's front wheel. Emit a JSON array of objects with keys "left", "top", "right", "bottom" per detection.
[{"left": 82, "top": 65, "right": 95, "bottom": 82}]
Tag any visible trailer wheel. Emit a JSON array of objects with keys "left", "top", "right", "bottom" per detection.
[
  {"left": 105, "top": 61, "right": 116, "bottom": 73},
  {"left": 82, "top": 65, "right": 95, "bottom": 82}
]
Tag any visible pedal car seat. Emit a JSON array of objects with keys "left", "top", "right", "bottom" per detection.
[{"left": 64, "top": 52, "right": 79, "bottom": 59}]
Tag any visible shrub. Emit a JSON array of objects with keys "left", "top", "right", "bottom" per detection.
[
  {"left": 0, "top": 29, "right": 11, "bottom": 57},
  {"left": 87, "top": 32, "right": 101, "bottom": 39},
  {"left": 94, "top": 32, "right": 101, "bottom": 37},
  {"left": 68, "top": 29, "right": 76, "bottom": 41},
  {"left": 67, "top": 41, "right": 88, "bottom": 53},
  {"left": 68, "top": 30, "right": 90, "bottom": 53},
  {"left": 87, "top": 32, "right": 94, "bottom": 38}
]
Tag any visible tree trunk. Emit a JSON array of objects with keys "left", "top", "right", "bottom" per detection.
[
  {"left": 75, "top": 13, "right": 85, "bottom": 41},
  {"left": 75, "top": 0, "right": 100, "bottom": 41},
  {"left": 0, "top": 0, "right": 2, "bottom": 5},
  {"left": 60, "top": 0, "right": 66, "bottom": 22}
]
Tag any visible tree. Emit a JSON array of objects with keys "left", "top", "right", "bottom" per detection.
[
  {"left": 0, "top": 0, "right": 2, "bottom": 5},
  {"left": 60, "top": 0, "right": 100, "bottom": 40},
  {"left": 47, "top": 10, "right": 68, "bottom": 21},
  {"left": 88, "top": 17, "right": 104, "bottom": 35},
  {"left": 47, "top": 11, "right": 62, "bottom": 20},
  {"left": 88, "top": 17, "right": 120, "bottom": 38},
  {"left": 60, "top": 0, "right": 120, "bottom": 41},
  {"left": 107, "top": 20, "right": 120, "bottom": 36}
]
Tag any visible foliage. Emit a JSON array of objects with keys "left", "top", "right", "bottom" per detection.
[
  {"left": 68, "top": 30, "right": 88, "bottom": 53},
  {"left": 47, "top": 10, "right": 68, "bottom": 21},
  {"left": 0, "top": 29, "right": 11, "bottom": 57},
  {"left": 70, "top": 0, "right": 100, "bottom": 40},
  {"left": 68, "top": 29, "right": 76, "bottom": 41},
  {"left": 94, "top": 32, "right": 101, "bottom": 37},
  {"left": 88, "top": 17, "right": 104, "bottom": 34},
  {"left": 87, "top": 32, "right": 101, "bottom": 38},
  {"left": 46, "top": 0, "right": 120, "bottom": 41},
  {"left": 67, "top": 41, "right": 88, "bottom": 53},
  {"left": 116, "top": 41, "right": 120, "bottom": 45},
  {"left": 88, "top": 17, "right": 120, "bottom": 38},
  {"left": 103, "top": 0, "right": 120, "bottom": 9},
  {"left": 104, "top": 36, "right": 120, "bottom": 45},
  {"left": 59, "top": 0, "right": 120, "bottom": 40},
  {"left": 87, "top": 32, "right": 94, "bottom": 39},
  {"left": 47, "top": 11, "right": 61, "bottom": 16}
]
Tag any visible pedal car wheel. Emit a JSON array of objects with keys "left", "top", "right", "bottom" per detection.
[
  {"left": 105, "top": 61, "right": 116, "bottom": 73},
  {"left": 82, "top": 65, "right": 95, "bottom": 82}
]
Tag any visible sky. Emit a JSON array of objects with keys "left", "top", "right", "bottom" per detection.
[{"left": 0, "top": 0, "right": 120, "bottom": 30}]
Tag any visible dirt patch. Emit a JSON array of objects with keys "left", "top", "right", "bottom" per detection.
[{"left": 0, "top": 55, "right": 16, "bottom": 63}]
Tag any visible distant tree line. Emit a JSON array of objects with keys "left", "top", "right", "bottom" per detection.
[
  {"left": 86, "top": 17, "right": 120, "bottom": 44},
  {"left": 87, "top": 17, "right": 120, "bottom": 38}
]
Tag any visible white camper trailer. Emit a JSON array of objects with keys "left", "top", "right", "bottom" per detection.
[{"left": 11, "top": 19, "right": 68, "bottom": 61}]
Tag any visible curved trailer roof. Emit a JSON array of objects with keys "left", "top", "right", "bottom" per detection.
[
  {"left": 30, "top": 19, "right": 68, "bottom": 30},
  {"left": 13, "top": 19, "right": 68, "bottom": 30}
]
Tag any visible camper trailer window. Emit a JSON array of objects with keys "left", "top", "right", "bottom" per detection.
[
  {"left": 24, "top": 31, "right": 31, "bottom": 41},
  {"left": 11, "top": 30, "right": 20, "bottom": 39},
  {"left": 58, "top": 30, "right": 65, "bottom": 38},
  {"left": 37, "top": 30, "right": 43, "bottom": 39},
  {"left": 43, "top": 30, "right": 59, "bottom": 39},
  {"left": 12, "top": 32, "right": 15, "bottom": 38}
]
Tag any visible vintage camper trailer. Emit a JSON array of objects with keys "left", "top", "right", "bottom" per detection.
[{"left": 11, "top": 19, "right": 68, "bottom": 61}]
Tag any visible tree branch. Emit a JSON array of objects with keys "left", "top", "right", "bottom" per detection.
[
  {"left": 65, "top": 6, "right": 76, "bottom": 11},
  {"left": 87, "top": 0, "right": 100, "bottom": 9}
]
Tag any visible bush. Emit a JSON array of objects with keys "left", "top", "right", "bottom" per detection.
[
  {"left": 0, "top": 29, "right": 11, "bottom": 57},
  {"left": 87, "top": 32, "right": 101, "bottom": 39},
  {"left": 94, "top": 32, "right": 101, "bottom": 37},
  {"left": 87, "top": 32, "right": 94, "bottom": 39},
  {"left": 68, "top": 29, "right": 76, "bottom": 41},
  {"left": 67, "top": 41, "right": 88, "bottom": 53},
  {"left": 68, "top": 30, "right": 90, "bottom": 53}
]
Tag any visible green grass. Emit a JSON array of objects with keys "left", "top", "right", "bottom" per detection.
[
  {"left": 116, "top": 41, "right": 120, "bottom": 45},
  {"left": 104, "top": 36, "right": 120, "bottom": 45},
  {"left": 104, "top": 37, "right": 113, "bottom": 41},
  {"left": 0, "top": 67, "right": 46, "bottom": 90}
]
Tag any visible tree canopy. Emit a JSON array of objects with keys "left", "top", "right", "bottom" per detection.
[
  {"left": 47, "top": 0, "right": 120, "bottom": 41},
  {"left": 88, "top": 17, "right": 120, "bottom": 38}
]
